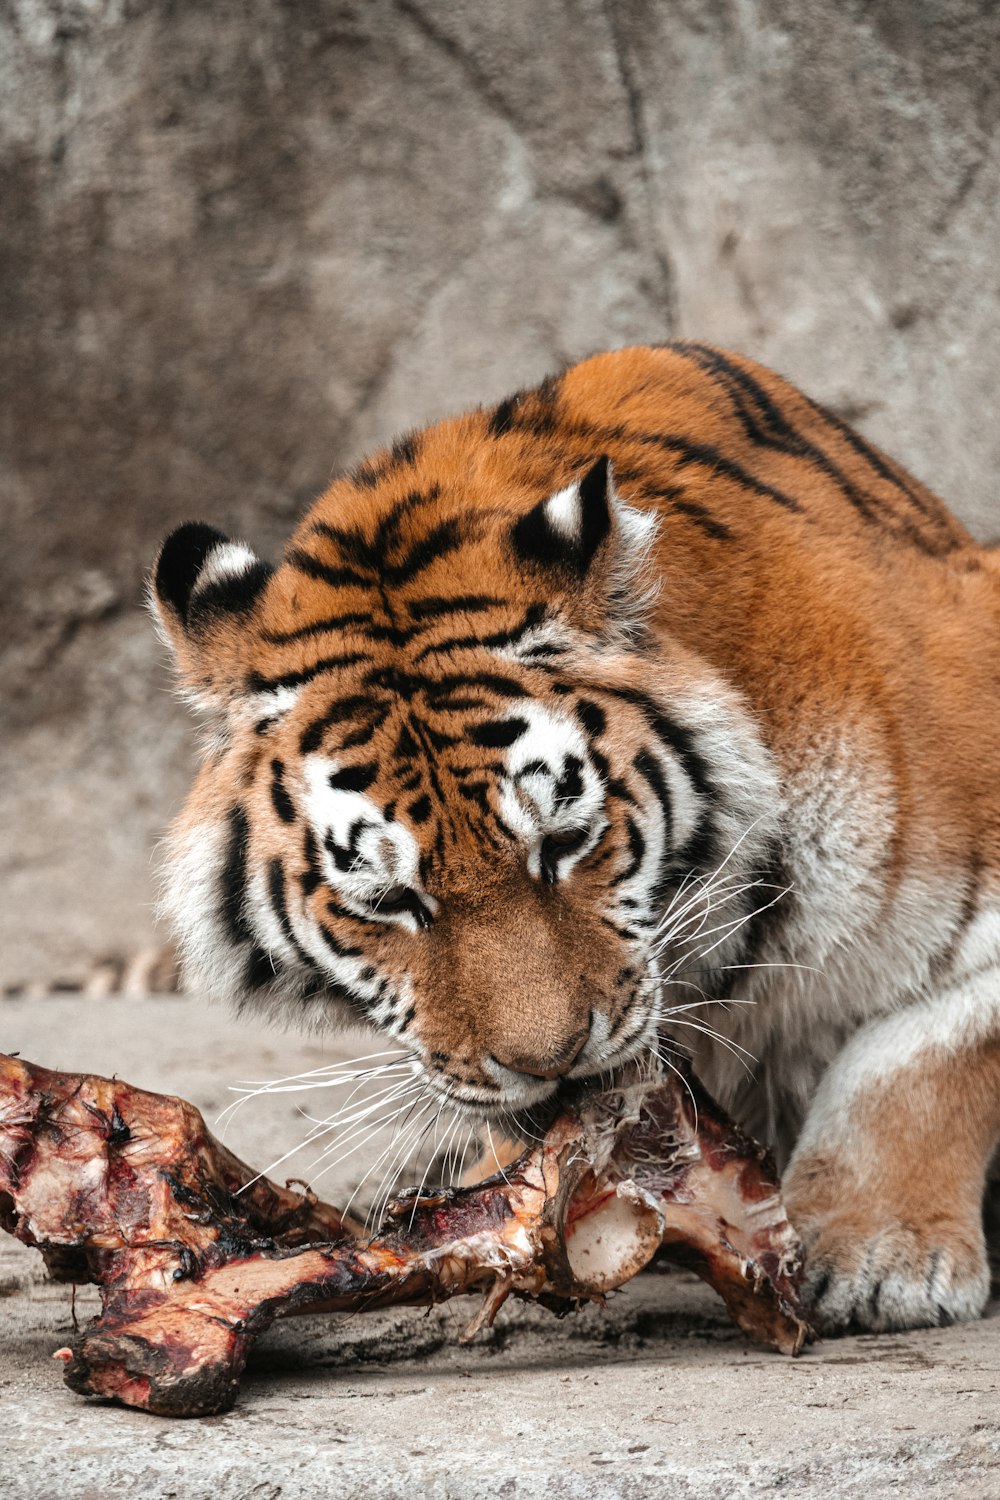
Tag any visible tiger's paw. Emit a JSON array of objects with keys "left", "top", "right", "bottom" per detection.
[{"left": 794, "top": 1212, "right": 989, "bottom": 1333}]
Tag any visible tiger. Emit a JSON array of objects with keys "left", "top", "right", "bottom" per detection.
[{"left": 151, "top": 341, "right": 1000, "bottom": 1335}]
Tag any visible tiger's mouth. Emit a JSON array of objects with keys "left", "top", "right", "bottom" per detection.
[{"left": 417, "top": 1008, "right": 665, "bottom": 1125}]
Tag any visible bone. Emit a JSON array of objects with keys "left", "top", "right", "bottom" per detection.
[{"left": 0, "top": 1051, "right": 812, "bottom": 1417}]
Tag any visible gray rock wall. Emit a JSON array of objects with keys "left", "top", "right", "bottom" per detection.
[{"left": 2, "top": 0, "right": 998, "bottom": 985}]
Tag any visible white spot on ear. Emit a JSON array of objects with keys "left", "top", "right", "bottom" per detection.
[
  {"left": 544, "top": 482, "right": 583, "bottom": 541},
  {"left": 193, "top": 541, "right": 261, "bottom": 595}
]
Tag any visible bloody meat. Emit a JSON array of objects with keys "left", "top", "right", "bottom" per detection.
[{"left": 0, "top": 1051, "right": 812, "bottom": 1416}]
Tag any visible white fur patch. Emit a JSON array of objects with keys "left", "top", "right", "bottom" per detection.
[
  {"left": 495, "top": 702, "right": 605, "bottom": 877},
  {"left": 238, "top": 684, "right": 302, "bottom": 729},
  {"left": 301, "top": 757, "right": 428, "bottom": 927},
  {"left": 159, "top": 819, "right": 234, "bottom": 997},
  {"left": 544, "top": 482, "right": 583, "bottom": 541},
  {"left": 193, "top": 541, "right": 260, "bottom": 594}
]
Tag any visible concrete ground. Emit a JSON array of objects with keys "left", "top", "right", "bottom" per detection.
[{"left": 2, "top": 997, "right": 999, "bottom": 1500}]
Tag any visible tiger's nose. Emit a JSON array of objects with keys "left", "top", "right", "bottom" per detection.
[{"left": 493, "top": 1021, "right": 590, "bottom": 1081}]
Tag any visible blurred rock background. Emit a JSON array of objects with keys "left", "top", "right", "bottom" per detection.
[{"left": 2, "top": 0, "right": 998, "bottom": 989}]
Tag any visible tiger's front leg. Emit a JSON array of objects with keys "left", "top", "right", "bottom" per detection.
[{"left": 783, "top": 967, "right": 1000, "bottom": 1332}]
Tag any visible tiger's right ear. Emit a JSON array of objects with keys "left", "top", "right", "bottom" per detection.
[{"left": 150, "top": 522, "right": 273, "bottom": 696}]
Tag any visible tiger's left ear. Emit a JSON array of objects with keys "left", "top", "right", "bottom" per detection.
[
  {"left": 513, "top": 456, "right": 617, "bottom": 576},
  {"left": 512, "top": 457, "right": 659, "bottom": 636}
]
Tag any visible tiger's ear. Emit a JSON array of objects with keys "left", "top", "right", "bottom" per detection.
[
  {"left": 513, "top": 456, "right": 616, "bottom": 576},
  {"left": 150, "top": 522, "right": 273, "bottom": 696},
  {"left": 512, "top": 457, "right": 659, "bottom": 640}
]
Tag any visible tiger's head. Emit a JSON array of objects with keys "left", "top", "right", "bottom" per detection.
[{"left": 152, "top": 422, "right": 776, "bottom": 1119}]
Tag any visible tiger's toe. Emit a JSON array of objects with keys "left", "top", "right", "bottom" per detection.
[{"left": 800, "top": 1216, "right": 989, "bottom": 1333}]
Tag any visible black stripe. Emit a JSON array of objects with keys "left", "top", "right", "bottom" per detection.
[
  {"left": 287, "top": 547, "right": 372, "bottom": 591},
  {"left": 806, "top": 396, "right": 960, "bottom": 545},
  {"left": 611, "top": 816, "right": 646, "bottom": 886},
  {"left": 318, "top": 921, "right": 363, "bottom": 960},
  {"left": 391, "top": 431, "right": 420, "bottom": 466},
  {"left": 488, "top": 391, "right": 526, "bottom": 437},
  {"left": 669, "top": 497, "right": 734, "bottom": 542},
  {"left": 412, "top": 604, "right": 546, "bottom": 663},
  {"left": 632, "top": 748, "right": 673, "bottom": 866},
  {"left": 406, "top": 794, "right": 433, "bottom": 824},
  {"left": 928, "top": 848, "right": 983, "bottom": 984},
  {"left": 408, "top": 593, "right": 504, "bottom": 622},
  {"left": 300, "top": 828, "right": 324, "bottom": 898},
  {"left": 405, "top": 714, "right": 458, "bottom": 846},
  {"left": 220, "top": 806, "right": 254, "bottom": 946},
  {"left": 349, "top": 460, "right": 383, "bottom": 489},
  {"left": 299, "top": 696, "right": 387, "bottom": 755},
  {"left": 680, "top": 342, "right": 958, "bottom": 552},
  {"left": 348, "top": 430, "right": 421, "bottom": 489},
  {"left": 678, "top": 343, "right": 886, "bottom": 527},
  {"left": 555, "top": 754, "right": 585, "bottom": 805},
  {"left": 589, "top": 746, "right": 610, "bottom": 781},
  {"left": 394, "top": 723, "right": 420, "bottom": 761},
  {"left": 341, "top": 717, "right": 387, "bottom": 750},
  {"left": 575, "top": 699, "right": 606, "bottom": 739},
  {"left": 261, "top": 612, "right": 376, "bottom": 645},
  {"left": 601, "top": 916, "right": 641, "bottom": 941},
  {"left": 467, "top": 717, "right": 528, "bottom": 749},
  {"left": 267, "top": 858, "right": 313, "bottom": 968},
  {"left": 310, "top": 489, "right": 445, "bottom": 574},
  {"left": 270, "top": 760, "right": 296, "bottom": 824},
  {"left": 425, "top": 671, "right": 529, "bottom": 702},
  {"left": 324, "top": 818, "right": 370, "bottom": 875},
  {"left": 247, "top": 652, "right": 368, "bottom": 694},
  {"left": 607, "top": 777, "right": 637, "bottom": 805},
  {"left": 457, "top": 781, "right": 491, "bottom": 813},
  {"left": 604, "top": 685, "right": 717, "bottom": 810},
  {"left": 328, "top": 762, "right": 379, "bottom": 793},
  {"left": 526, "top": 374, "right": 562, "bottom": 435},
  {"left": 564, "top": 412, "right": 802, "bottom": 515},
  {"left": 425, "top": 723, "right": 460, "bottom": 750},
  {"left": 643, "top": 431, "right": 801, "bottom": 512},
  {"left": 730, "top": 840, "right": 795, "bottom": 971},
  {"left": 326, "top": 899, "right": 370, "bottom": 928},
  {"left": 381, "top": 519, "right": 465, "bottom": 584},
  {"left": 374, "top": 485, "right": 444, "bottom": 549},
  {"left": 244, "top": 947, "right": 276, "bottom": 990}
]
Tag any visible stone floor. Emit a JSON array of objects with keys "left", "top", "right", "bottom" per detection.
[{"left": 3, "top": 996, "right": 999, "bottom": 1500}]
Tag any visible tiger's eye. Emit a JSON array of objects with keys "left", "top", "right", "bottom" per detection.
[
  {"left": 376, "top": 886, "right": 412, "bottom": 913},
  {"left": 540, "top": 827, "right": 589, "bottom": 883},
  {"left": 372, "top": 887, "right": 432, "bottom": 928}
]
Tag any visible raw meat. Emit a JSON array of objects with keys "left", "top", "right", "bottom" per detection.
[{"left": 0, "top": 1051, "right": 812, "bottom": 1416}]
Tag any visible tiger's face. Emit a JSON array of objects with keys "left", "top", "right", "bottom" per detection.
[{"left": 153, "top": 447, "right": 774, "bottom": 1118}]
